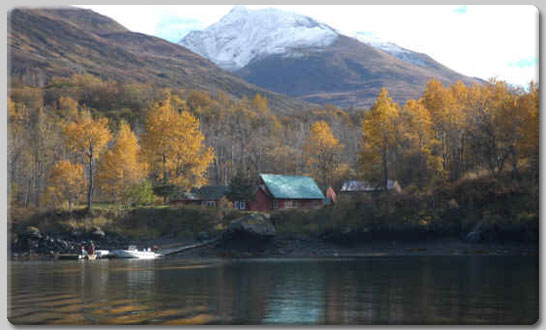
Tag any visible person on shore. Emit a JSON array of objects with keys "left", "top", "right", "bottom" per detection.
[
  {"left": 80, "top": 245, "right": 87, "bottom": 258},
  {"left": 87, "top": 243, "right": 95, "bottom": 256}
]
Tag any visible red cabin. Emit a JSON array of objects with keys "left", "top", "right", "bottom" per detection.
[{"left": 235, "top": 174, "right": 326, "bottom": 212}]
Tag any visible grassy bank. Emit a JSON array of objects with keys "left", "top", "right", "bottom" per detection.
[
  {"left": 272, "top": 170, "right": 538, "bottom": 243},
  {"left": 9, "top": 204, "right": 245, "bottom": 241},
  {"left": 10, "top": 170, "right": 538, "bottom": 245}
]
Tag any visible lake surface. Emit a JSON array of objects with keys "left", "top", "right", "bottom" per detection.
[{"left": 8, "top": 256, "right": 538, "bottom": 325}]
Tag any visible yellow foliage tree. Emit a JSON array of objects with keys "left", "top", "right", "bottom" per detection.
[
  {"left": 58, "top": 96, "right": 80, "bottom": 120},
  {"left": 304, "top": 120, "right": 343, "bottom": 187},
  {"left": 42, "top": 160, "right": 84, "bottom": 212},
  {"left": 251, "top": 94, "right": 269, "bottom": 114},
  {"left": 64, "top": 110, "right": 112, "bottom": 212},
  {"left": 97, "top": 121, "right": 148, "bottom": 203},
  {"left": 517, "top": 82, "right": 539, "bottom": 177},
  {"left": 142, "top": 95, "right": 214, "bottom": 191},
  {"left": 399, "top": 99, "right": 443, "bottom": 188},
  {"left": 360, "top": 87, "right": 400, "bottom": 190},
  {"left": 421, "top": 79, "right": 468, "bottom": 180}
]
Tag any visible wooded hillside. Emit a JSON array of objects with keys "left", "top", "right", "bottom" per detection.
[{"left": 8, "top": 72, "right": 539, "bottom": 218}]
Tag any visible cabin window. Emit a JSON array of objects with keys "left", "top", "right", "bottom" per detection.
[
  {"left": 285, "top": 200, "right": 297, "bottom": 209},
  {"left": 235, "top": 201, "right": 246, "bottom": 210},
  {"left": 273, "top": 200, "right": 278, "bottom": 209}
]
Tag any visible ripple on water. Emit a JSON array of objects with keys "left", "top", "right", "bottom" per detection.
[{"left": 8, "top": 257, "right": 539, "bottom": 325}]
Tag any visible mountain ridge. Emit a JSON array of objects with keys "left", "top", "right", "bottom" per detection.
[
  {"left": 8, "top": 7, "right": 311, "bottom": 114},
  {"left": 180, "top": 6, "right": 483, "bottom": 108}
]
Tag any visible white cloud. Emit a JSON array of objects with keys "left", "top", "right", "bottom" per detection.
[{"left": 76, "top": 5, "right": 538, "bottom": 86}]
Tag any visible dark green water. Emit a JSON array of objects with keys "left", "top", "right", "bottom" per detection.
[{"left": 8, "top": 256, "right": 538, "bottom": 325}]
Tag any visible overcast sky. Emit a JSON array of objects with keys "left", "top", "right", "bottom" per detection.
[{"left": 76, "top": 5, "right": 538, "bottom": 87}]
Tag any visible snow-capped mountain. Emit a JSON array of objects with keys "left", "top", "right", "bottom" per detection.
[
  {"left": 354, "top": 32, "right": 432, "bottom": 67},
  {"left": 180, "top": 6, "right": 338, "bottom": 71},
  {"left": 179, "top": 6, "right": 481, "bottom": 108}
]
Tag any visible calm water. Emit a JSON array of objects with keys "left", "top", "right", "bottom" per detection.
[{"left": 8, "top": 256, "right": 538, "bottom": 325}]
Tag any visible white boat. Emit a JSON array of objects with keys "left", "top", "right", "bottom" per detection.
[
  {"left": 111, "top": 246, "right": 162, "bottom": 259},
  {"left": 95, "top": 250, "right": 111, "bottom": 258}
]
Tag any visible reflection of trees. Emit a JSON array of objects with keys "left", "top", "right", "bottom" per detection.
[
  {"left": 321, "top": 256, "right": 538, "bottom": 324},
  {"left": 8, "top": 256, "right": 540, "bottom": 325}
]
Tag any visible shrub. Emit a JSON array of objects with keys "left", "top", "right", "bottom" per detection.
[{"left": 123, "top": 181, "right": 157, "bottom": 206}]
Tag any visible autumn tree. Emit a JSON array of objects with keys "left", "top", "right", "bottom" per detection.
[
  {"left": 142, "top": 94, "right": 214, "bottom": 192},
  {"left": 64, "top": 110, "right": 112, "bottom": 212},
  {"left": 517, "top": 82, "right": 539, "bottom": 179},
  {"left": 251, "top": 94, "right": 269, "bottom": 114},
  {"left": 8, "top": 98, "right": 29, "bottom": 205},
  {"left": 304, "top": 120, "right": 344, "bottom": 187},
  {"left": 97, "top": 121, "right": 148, "bottom": 203},
  {"left": 42, "top": 160, "right": 84, "bottom": 212},
  {"left": 421, "top": 80, "right": 468, "bottom": 181},
  {"left": 187, "top": 90, "right": 212, "bottom": 113},
  {"left": 398, "top": 99, "right": 442, "bottom": 188},
  {"left": 360, "top": 88, "right": 400, "bottom": 190},
  {"left": 58, "top": 96, "right": 80, "bottom": 120}
]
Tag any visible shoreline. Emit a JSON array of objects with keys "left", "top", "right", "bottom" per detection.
[
  {"left": 10, "top": 231, "right": 538, "bottom": 261},
  {"left": 153, "top": 237, "right": 538, "bottom": 259}
]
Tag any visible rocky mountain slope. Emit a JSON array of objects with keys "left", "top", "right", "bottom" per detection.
[{"left": 8, "top": 7, "right": 310, "bottom": 114}]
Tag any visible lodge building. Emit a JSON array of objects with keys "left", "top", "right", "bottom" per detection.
[{"left": 235, "top": 174, "right": 326, "bottom": 212}]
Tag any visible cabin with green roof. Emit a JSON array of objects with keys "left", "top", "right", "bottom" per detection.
[{"left": 237, "top": 174, "right": 326, "bottom": 211}]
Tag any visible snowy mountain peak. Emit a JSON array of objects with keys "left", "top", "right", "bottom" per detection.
[
  {"left": 229, "top": 5, "right": 247, "bottom": 13},
  {"left": 179, "top": 6, "right": 339, "bottom": 71},
  {"left": 354, "top": 32, "right": 431, "bottom": 68}
]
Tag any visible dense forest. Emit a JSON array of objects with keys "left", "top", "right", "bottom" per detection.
[{"left": 8, "top": 74, "right": 539, "bottom": 219}]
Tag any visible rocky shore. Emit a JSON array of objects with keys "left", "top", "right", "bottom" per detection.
[
  {"left": 10, "top": 225, "right": 136, "bottom": 261},
  {"left": 9, "top": 213, "right": 538, "bottom": 261}
]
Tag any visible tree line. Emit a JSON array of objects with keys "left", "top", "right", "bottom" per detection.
[{"left": 8, "top": 74, "right": 539, "bottom": 212}]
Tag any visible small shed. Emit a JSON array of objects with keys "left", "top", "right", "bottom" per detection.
[{"left": 172, "top": 185, "right": 229, "bottom": 207}]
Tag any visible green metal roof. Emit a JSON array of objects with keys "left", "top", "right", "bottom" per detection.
[{"left": 260, "top": 174, "right": 325, "bottom": 200}]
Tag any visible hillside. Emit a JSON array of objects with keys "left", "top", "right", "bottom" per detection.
[
  {"left": 8, "top": 7, "right": 310, "bottom": 114},
  {"left": 236, "top": 35, "right": 480, "bottom": 108},
  {"left": 180, "top": 6, "right": 483, "bottom": 108}
]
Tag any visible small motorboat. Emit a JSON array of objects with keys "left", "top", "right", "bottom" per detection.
[{"left": 111, "top": 245, "right": 162, "bottom": 259}]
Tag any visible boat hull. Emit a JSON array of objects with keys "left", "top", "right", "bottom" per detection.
[{"left": 111, "top": 250, "right": 162, "bottom": 259}]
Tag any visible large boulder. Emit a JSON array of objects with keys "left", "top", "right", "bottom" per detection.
[
  {"left": 224, "top": 213, "right": 276, "bottom": 239},
  {"left": 222, "top": 213, "right": 276, "bottom": 251},
  {"left": 24, "top": 226, "right": 42, "bottom": 239},
  {"left": 91, "top": 227, "right": 106, "bottom": 239},
  {"left": 465, "top": 230, "right": 482, "bottom": 243}
]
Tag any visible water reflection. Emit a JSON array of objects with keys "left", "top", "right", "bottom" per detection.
[{"left": 8, "top": 256, "right": 538, "bottom": 325}]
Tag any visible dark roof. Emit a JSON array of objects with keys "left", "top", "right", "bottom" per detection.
[
  {"left": 260, "top": 174, "right": 325, "bottom": 200},
  {"left": 191, "top": 185, "right": 229, "bottom": 200},
  {"left": 173, "top": 185, "right": 229, "bottom": 201}
]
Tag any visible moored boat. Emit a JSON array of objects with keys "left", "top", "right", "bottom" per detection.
[{"left": 111, "top": 246, "right": 162, "bottom": 259}]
